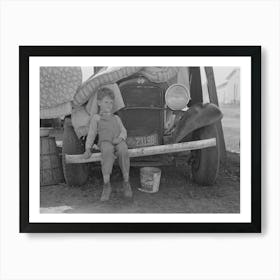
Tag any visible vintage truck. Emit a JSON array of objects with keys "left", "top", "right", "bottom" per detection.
[{"left": 40, "top": 67, "right": 222, "bottom": 187}]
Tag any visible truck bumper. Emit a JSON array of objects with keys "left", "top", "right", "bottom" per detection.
[{"left": 65, "top": 138, "right": 216, "bottom": 164}]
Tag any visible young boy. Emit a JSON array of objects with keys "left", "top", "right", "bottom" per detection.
[{"left": 83, "top": 87, "right": 133, "bottom": 201}]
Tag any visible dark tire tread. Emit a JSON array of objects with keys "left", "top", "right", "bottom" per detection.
[{"left": 191, "top": 124, "right": 220, "bottom": 186}]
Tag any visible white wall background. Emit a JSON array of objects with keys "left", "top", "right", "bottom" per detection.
[{"left": 0, "top": 0, "right": 279, "bottom": 279}]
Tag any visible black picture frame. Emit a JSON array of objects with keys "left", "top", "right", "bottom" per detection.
[{"left": 20, "top": 46, "right": 261, "bottom": 233}]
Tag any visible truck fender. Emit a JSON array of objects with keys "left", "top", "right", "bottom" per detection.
[{"left": 173, "top": 103, "right": 223, "bottom": 143}]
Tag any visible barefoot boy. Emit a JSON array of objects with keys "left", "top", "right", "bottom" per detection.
[{"left": 83, "top": 87, "right": 132, "bottom": 201}]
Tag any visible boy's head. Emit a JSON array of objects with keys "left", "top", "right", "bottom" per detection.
[{"left": 97, "top": 87, "right": 115, "bottom": 113}]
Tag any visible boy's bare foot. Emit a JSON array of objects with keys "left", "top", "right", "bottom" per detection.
[
  {"left": 123, "top": 181, "right": 133, "bottom": 198},
  {"left": 100, "top": 182, "right": 112, "bottom": 202}
]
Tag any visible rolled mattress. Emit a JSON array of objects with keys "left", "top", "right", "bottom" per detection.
[{"left": 73, "top": 67, "right": 143, "bottom": 106}]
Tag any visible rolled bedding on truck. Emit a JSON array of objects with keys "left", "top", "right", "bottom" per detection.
[
  {"left": 72, "top": 67, "right": 190, "bottom": 138},
  {"left": 40, "top": 66, "right": 190, "bottom": 135}
]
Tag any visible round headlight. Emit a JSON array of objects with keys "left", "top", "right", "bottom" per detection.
[{"left": 165, "top": 84, "right": 191, "bottom": 110}]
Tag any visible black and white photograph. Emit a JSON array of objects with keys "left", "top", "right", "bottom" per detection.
[
  {"left": 40, "top": 66, "right": 240, "bottom": 213},
  {"left": 20, "top": 46, "right": 260, "bottom": 232}
]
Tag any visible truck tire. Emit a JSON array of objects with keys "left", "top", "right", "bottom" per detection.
[
  {"left": 191, "top": 124, "right": 220, "bottom": 185},
  {"left": 62, "top": 118, "right": 89, "bottom": 186}
]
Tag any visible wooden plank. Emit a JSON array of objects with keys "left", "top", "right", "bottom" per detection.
[
  {"left": 65, "top": 138, "right": 216, "bottom": 164},
  {"left": 204, "top": 67, "right": 227, "bottom": 162}
]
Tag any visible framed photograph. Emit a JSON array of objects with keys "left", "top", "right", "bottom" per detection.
[{"left": 20, "top": 46, "right": 261, "bottom": 233}]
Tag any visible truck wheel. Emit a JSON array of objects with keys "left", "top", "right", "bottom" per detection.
[
  {"left": 62, "top": 118, "right": 89, "bottom": 186},
  {"left": 191, "top": 124, "right": 220, "bottom": 185}
]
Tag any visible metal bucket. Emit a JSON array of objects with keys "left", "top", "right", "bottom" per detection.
[{"left": 139, "top": 167, "right": 161, "bottom": 193}]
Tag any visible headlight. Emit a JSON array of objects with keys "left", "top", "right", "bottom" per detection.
[{"left": 165, "top": 84, "right": 191, "bottom": 110}]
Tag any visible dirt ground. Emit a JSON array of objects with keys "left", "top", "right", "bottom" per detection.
[
  {"left": 41, "top": 104, "right": 240, "bottom": 213},
  {"left": 40, "top": 152, "right": 239, "bottom": 213}
]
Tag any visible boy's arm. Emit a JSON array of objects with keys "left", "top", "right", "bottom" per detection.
[
  {"left": 116, "top": 115, "right": 127, "bottom": 140},
  {"left": 85, "top": 114, "right": 99, "bottom": 150}
]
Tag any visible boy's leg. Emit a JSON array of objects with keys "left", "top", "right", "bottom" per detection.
[
  {"left": 100, "top": 142, "right": 116, "bottom": 201},
  {"left": 100, "top": 141, "right": 116, "bottom": 178},
  {"left": 116, "top": 141, "right": 132, "bottom": 198},
  {"left": 115, "top": 141, "right": 130, "bottom": 181}
]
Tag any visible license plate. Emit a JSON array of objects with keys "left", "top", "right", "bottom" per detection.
[{"left": 127, "top": 134, "right": 158, "bottom": 148}]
